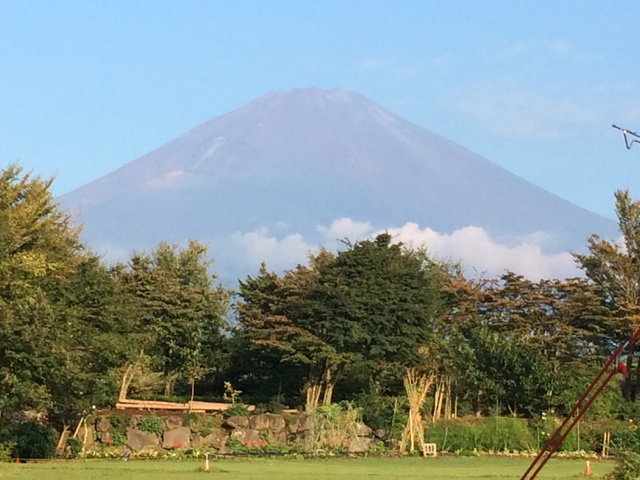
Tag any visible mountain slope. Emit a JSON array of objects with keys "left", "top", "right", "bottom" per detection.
[{"left": 58, "top": 88, "right": 617, "bottom": 280}]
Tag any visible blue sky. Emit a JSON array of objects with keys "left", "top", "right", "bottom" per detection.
[{"left": 2, "top": 1, "right": 640, "bottom": 220}]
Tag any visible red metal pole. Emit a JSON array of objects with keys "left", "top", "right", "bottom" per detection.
[{"left": 520, "top": 327, "right": 640, "bottom": 480}]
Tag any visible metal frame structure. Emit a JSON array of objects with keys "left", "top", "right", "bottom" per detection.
[
  {"left": 519, "top": 327, "right": 640, "bottom": 480},
  {"left": 612, "top": 124, "right": 640, "bottom": 149}
]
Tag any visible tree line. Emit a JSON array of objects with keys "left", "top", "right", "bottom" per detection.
[{"left": 2, "top": 163, "right": 640, "bottom": 436}]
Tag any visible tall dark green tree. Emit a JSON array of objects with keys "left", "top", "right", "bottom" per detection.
[
  {"left": 237, "top": 234, "right": 446, "bottom": 410},
  {"left": 113, "top": 240, "right": 229, "bottom": 400}
]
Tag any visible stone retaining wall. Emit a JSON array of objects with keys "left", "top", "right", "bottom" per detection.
[{"left": 89, "top": 411, "right": 381, "bottom": 455}]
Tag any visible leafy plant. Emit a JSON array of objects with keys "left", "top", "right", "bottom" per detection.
[
  {"left": 224, "top": 403, "right": 251, "bottom": 418},
  {"left": 606, "top": 450, "right": 640, "bottom": 480},
  {"left": 108, "top": 414, "right": 128, "bottom": 446},
  {"left": 182, "top": 412, "right": 199, "bottom": 427},
  {"left": 0, "top": 441, "right": 16, "bottom": 462},
  {"left": 137, "top": 414, "right": 165, "bottom": 436},
  {"left": 66, "top": 437, "right": 83, "bottom": 458},
  {"left": 7, "top": 421, "right": 57, "bottom": 459}
]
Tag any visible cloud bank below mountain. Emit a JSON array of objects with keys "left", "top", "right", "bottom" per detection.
[{"left": 232, "top": 217, "right": 582, "bottom": 281}]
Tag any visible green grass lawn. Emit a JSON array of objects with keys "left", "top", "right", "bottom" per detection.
[{"left": 0, "top": 456, "right": 613, "bottom": 480}]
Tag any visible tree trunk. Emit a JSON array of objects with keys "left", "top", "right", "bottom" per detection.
[
  {"left": 163, "top": 372, "right": 179, "bottom": 397},
  {"left": 321, "top": 361, "right": 345, "bottom": 406},
  {"left": 118, "top": 364, "right": 136, "bottom": 401},
  {"left": 305, "top": 362, "right": 324, "bottom": 412},
  {"left": 444, "top": 378, "right": 452, "bottom": 420}
]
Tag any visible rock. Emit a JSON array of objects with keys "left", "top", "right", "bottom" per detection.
[
  {"left": 348, "top": 437, "right": 371, "bottom": 453},
  {"left": 162, "top": 426, "right": 191, "bottom": 449},
  {"left": 355, "top": 424, "right": 373, "bottom": 437},
  {"left": 164, "top": 416, "right": 183, "bottom": 430},
  {"left": 230, "top": 428, "right": 264, "bottom": 446},
  {"left": 200, "top": 428, "right": 229, "bottom": 449},
  {"left": 287, "top": 414, "right": 310, "bottom": 433},
  {"left": 129, "top": 415, "right": 144, "bottom": 429},
  {"left": 217, "top": 446, "right": 232, "bottom": 455},
  {"left": 249, "top": 414, "right": 271, "bottom": 431},
  {"left": 266, "top": 429, "right": 288, "bottom": 444},
  {"left": 268, "top": 415, "right": 286, "bottom": 432},
  {"left": 96, "top": 416, "right": 112, "bottom": 434},
  {"left": 126, "top": 428, "right": 160, "bottom": 451},
  {"left": 224, "top": 416, "right": 249, "bottom": 429},
  {"left": 374, "top": 428, "right": 389, "bottom": 440}
]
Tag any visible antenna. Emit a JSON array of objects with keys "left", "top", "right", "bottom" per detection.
[{"left": 612, "top": 124, "right": 640, "bottom": 149}]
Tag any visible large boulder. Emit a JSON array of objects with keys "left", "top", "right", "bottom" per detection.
[
  {"left": 162, "top": 427, "right": 191, "bottom": 449},
  {"left": 126, "top": 428, "right": 160, "bottom": 451},
  {"left": 287, "top": 414, "right": 310, "bottom": 433},
  {"left": 197, "top": 427, "right": 229, "bottom": 449},
  {"left": 268, "top": 415, "right": 286, "bottom": 432},
  {"left": 355, "top": 424, "right": 373, "bottom": 437},
  {"left": 95, "top": 416, "right": 113, "bottom": 444},
  {"left": 249, "top": 414, "right": 270, "bottom": 431},
  {"left": 265, "top": 429, "right": 288, "bottom": 444},
  {"left": 230, "top": 428, "right": 264, "bottom": 446},
  {"left": 349, "top": 437, "right": 371, "bottom": 453},
  {"left": 224, "top": 416, "right": 249, "bottom": 429}
]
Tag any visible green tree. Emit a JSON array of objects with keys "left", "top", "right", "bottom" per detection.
[
  {"left": 0, "top": 164, "right": 85, "bottom": 424},
  {"left": 113, "top": 240, "right": 229, "bottom": 400},
  {"left": 237, "top": 234, "right": 446, "bottom": 411},
  {"left": 574, "top": 190, "right": 640, "bottom": 400}
]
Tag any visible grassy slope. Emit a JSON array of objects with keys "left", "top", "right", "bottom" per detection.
[{"left": 0, "top": 457, "right": 612, "bottom": 480}]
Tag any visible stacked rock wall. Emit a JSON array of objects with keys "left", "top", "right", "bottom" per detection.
[{"left": 91, "top": 411, "right": 379, "bottom": 455}]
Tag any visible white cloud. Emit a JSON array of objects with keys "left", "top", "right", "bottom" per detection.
[
  {"left": 317, "top": 217, "right": 373, "bottom": 243},
  {"left": 231, "top": 227, "right": 313, "bottom": 273},
  {"left": 233, "top": 219, "right": 581, "bottom": 281},
  {"left": 379, "top": 223, "right": 580, "bottom": 281}
]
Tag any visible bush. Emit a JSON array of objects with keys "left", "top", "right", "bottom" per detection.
[
  {"left": 0, "top": 441, "right": 16, "bottom": 462},
  {"left": 425, "top": 417, "right": 536, "bottom": 453},
  {"left": 354, "top": 393, "right": 407, "bottom": 440},
  {"left": 109, "top": 414, "right": 128, "bottom": 446},
  {"left": 606, "top": 450, "right": 640, "bottom": 480},
  {"left": 6, "top": 421, "right": 57, "bottom": 459},
  {"left": 66, "top": 437, "right": 83, "bottom": 458},
  {"left": 137, "top": 414, "right": 164, "bottom": 436},
  {"left": 223, "top": 403, "right": 251, "bottom": 418}
]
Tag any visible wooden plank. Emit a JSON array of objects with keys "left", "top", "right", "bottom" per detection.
[{"left": 114, "top": 399, "right": 254, "bottom": 412}]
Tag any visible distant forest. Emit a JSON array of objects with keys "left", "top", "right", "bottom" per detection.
[{"left": 2, "top": 162, "right": 640, "bottom": 436}]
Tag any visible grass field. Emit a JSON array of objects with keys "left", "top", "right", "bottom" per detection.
[{"left": 0, "top": 456, "right": 613, "bottom": 480}]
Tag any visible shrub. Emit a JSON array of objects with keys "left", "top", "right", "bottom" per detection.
[
  {"left": 137, "top": 414, "right": 164, "bottom": 436},
  {"left": 108, "top": 414, "right": 128, "bottom": 446},
  {"left": 224, "top": 403, "right": 251, "bottom": 418},
  {"left": 425, "top": 417, "right": 536, "bottom": 453},
  {"left": 66, "top": 437, "right": 83, "bottom": 458},
  {"left": 7, "top": 421, "right": 57, "bottom": 459},
  {"left": 606, "top": 450, "right": 640, "bottom": 480},
  {"left": 354, "top": 393, "right": 407, "bottom": 440},
  {"left": 0, "top": 441, "right": 16, "bottom": 462}
]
